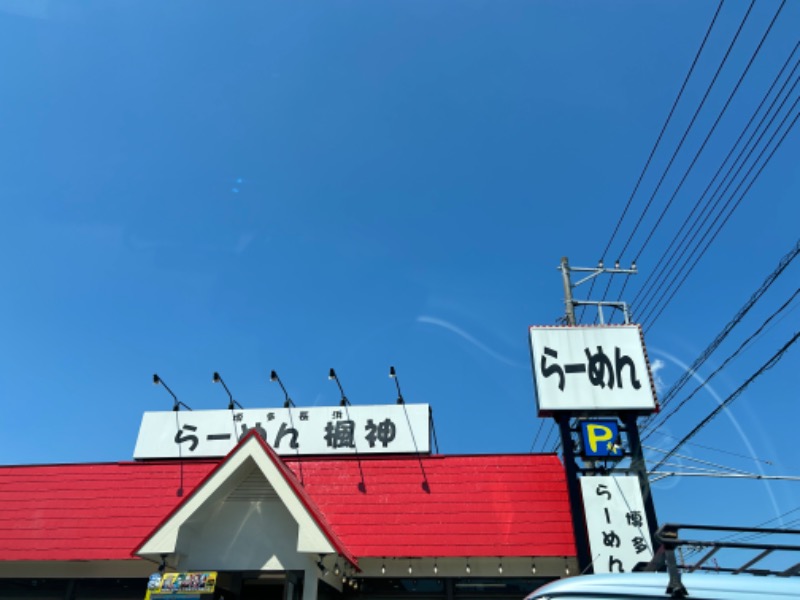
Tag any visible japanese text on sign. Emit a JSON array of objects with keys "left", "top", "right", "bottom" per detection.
[
  {"left": 133, "top": 404, "right": 430, "bottom": 459},
  {"left": 529, "top": 325, "right": 658, "bottom": 414},
  {"left": 580, "top": 476, "right": 653, "bottom": 573}
]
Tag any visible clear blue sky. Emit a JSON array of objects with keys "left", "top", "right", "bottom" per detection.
[{"left": 1, "top": 0, "right": 798, "bottom": 533}]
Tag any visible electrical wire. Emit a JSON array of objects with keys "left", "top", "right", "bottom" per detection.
[
  {"left": 616, "top": 0, "right": 756, "bottom": 258},
  {"left": 640, "top": 95, "right": 800, "bottom": 329},
  {"left": 645, "top": 429, "right": 774, "bottom": 466},
  {"left": 541, "top": 421, "right": 559, "bottom": 453},
  {"left": 682, "top": 516, "right": 800, "bottom": 559},
  {"left": 651, "top": 472, "right": 800, "bottom": 484},
  {"left": 600, "top": 0, "right": 725, "bottom": 262},
  {"left": 725, "top": 516, "right": 800, "bottom": 544},
  {"left": 627, "top": 71, "right": 798, "bottom": 324},
  {"left": 651, "top": 330, "right": 800, "bottom": 471},
  {"left": 647, "top": 238, "right": 800, "bottom": 417},
  {"left": 611, "top": 3, "right": 789, "bottom": 323},
  {"left": 530, "top": 419, "right": 546, "bottom": 453},
  {"left": 643, "top": 103, "right": 800, "bottom": 329},
  {"left": 714, "top": 505, "right": 800, "bottom": 544},
  {"left": 634, "top": 71, "right": 800, "bottom": 323},
  {"left": 630, "top": 44, "right": 799, "bottom": 314},
  {"left": 680, "top": 511, "right": 800, "bottom": 557},
  {"left": 652, "top": 460, "right": 736, "bottom": 476},
  {"left": 643, "top": 445, "right": 759, "bottom": 475},
  {"left": 644, "top": 285, "right": 800, "bottom": 438},
  {"left": 630, "top": 0, "right": 787, "bottom": 265},
  {"left": 596, "top": 0, "right": 757, "bottom": 311},
  {"left": 579, "top": 0, "right": 726, "bottom": 322}
]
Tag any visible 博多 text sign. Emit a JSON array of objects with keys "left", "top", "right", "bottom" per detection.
[{"left": 580, "top": 475, "right": 654, "bottom": 573}]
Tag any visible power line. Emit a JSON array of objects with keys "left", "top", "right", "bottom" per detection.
[
  {"left": 625, "top": 63, "right": 796, "bottom": 324},
  {"left": 604, "top": 0, "right": 756, "bottom": 291},
  {"left": 581, "top": 0, "right": 727, "bottom": 322},
  {"left": 630, "top": 43, "right": 799, "bottom": 314},
  {"left": 634, "top": 0, "right": 786, "bottom": 261},
  {"left": 632, "top": 98, "right": 800, "bottom": 326},
  {"left": 651, "top": 330, "right": 800, "bottom": 472},
  {"left": 647, "top": 237, "right": 800, "bottom": 417},
  {"left": 629, "top": 0, "right": 787, "bottom": 265},
  {"left": 644, "top": 285, "right": 800, "bottom": 438},
  {"left": 600, "top": 0, "right": 725, "bottom": 263},
  {"left": 645, "top": 429, "right": 774, "bottom": 466},
  {"left": 715, "top": 505, "right": 800, "bottom": 545},
  {"left": 538, "top": 420, "right": 558, "bottom": 453},
  {"left": 680, "top": 513, "right": 800, "bottom": 559},
  {"left": 643, "top": 103, "right": 800, "bottom": 329},
  {"left": 643, "top": 445, "right": 760, "bottom": 476},
  {"left": 530, "top": 419, "right": 546, "bottom": 453},
  {"left": 635, "top": 71, "right": 800, "bottom": 323},
  {"left": 654, "top": 460, "right": 740, "bottom": 476},
  {"left": 650, "top": 472, "right": 800, "bottom": 483},
  {"left": 725, "top": 516, "right": 800, "bottom": 545},
  {"left": 599, "top": 1, "right": 769, "bottom": 318},
  {"left": 639, "top": 92, "right": 800, "bottom": 329}
]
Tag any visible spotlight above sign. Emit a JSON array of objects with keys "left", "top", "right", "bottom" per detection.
[{"left": 529, "top": 325, "right": 658, "bottom": 415}]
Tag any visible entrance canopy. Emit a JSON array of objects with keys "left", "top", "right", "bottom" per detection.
[{"left": 135, "top": 431, "right": 354, "bottom": 571}]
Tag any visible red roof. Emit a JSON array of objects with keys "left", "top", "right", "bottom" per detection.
[
  {"left": 0, "top": 452, "right": 574, "bottom": 562},
  {"left": 0, "top": 461, "right": 217, "bottom": 561},
  {"left": 294, "top": 454, "right": 575, "bottom": 558}
]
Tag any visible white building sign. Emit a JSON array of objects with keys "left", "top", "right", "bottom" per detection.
[
  {"left": 580, "top": 475, "right": 654, "bottom": 573},
  {"left": 529, "top": 325, "right": 657, "bottom": 415},
  {"left": 133, "top": 404, "right": 431, "bottom": 459}
]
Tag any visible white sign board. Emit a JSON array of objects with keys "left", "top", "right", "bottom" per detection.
[
  {"left": 133, "top": 404, "right": 431, "bottom": 459},
  {"left": 580, "top": 475, "right": 654, "bottom": 573},
  {"left": 529, "top": 325, "right": 657, "bottom": 415}
]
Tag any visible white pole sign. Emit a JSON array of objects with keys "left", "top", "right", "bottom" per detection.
[
  {"left": 133, "top": 404, "right": 431, "bottom": 459},
  {"left": 529, "top": 325, "right": 658, "bottom": 415},
  {"left": 580, "top": 475, "right": 654, "bottom": 573}
]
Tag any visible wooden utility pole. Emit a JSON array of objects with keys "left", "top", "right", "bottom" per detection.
[{"left": 560, "top": 256, "right": 576, "bottom": 326}]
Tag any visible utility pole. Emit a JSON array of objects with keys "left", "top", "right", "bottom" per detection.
[
  {"left": 560, "top": 256, "right": 576, "bottom": 326},
  {"left": 547, "top": 257, "right": 660, "bottom": 574},
  {"left": 558, "top": 258, "right": 637, "bottom": 325}
]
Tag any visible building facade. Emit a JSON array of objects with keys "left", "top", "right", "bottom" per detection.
[{"left": 0, "top": 419, "right": 577, "bottom": 600}]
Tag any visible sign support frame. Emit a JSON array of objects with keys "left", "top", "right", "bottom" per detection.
[
  {"left": 557, "top": 414, "right": 593, "bottom": 573},
  {"left": 545, "top": 257, "right": 658, "bottom": 574},
  {"left": 622, "top": 412, "right": 660, "bottom": 549}
]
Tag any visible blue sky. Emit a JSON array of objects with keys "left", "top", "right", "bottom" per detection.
[{"left": 1, "top": 0, "right": 798, "bottom": 535}]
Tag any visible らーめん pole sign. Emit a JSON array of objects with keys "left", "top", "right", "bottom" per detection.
[{"left": 529, "top": 325, "right": 658, "bottom": 416}]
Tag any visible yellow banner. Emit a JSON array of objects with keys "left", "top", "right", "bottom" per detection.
[{"left": 147, "top": 572, "right": 217, "bottom": 596}]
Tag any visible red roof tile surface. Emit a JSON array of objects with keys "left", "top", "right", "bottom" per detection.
[
  {"left": 292, "top": 454, "right": 575, "bottom": 558},
  {"left": 0, "top": 461, "right": 217, "bottom": 561},
  {"left": 0, "top": 453, "right": 574, "bottom": 562}
]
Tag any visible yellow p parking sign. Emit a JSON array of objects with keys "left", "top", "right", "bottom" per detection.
[{"left": 580, "top": 421, "right": 622, "bottom": 458}]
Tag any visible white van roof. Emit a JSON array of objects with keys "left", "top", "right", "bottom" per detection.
[
  {"left": 527, "top": 523, "right": 800, "bottom": 599},
  {"left": 526, "top": 571, "right": 800, "bottom": 599}
]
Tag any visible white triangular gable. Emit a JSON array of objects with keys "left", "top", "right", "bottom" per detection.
[{"left": 136, "top": 435, "right": 337, "bottom": 571}]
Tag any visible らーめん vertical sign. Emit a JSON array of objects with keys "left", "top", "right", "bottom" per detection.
[
  {"left": 529, "top": 325, "right": 658, "bottom": 415},
  {"left": 580, "top": 476, "right": 654, "bottom": 573}
]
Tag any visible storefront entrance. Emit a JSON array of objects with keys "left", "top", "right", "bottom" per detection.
[
  {"left": 237, "top": 572, "right": 303, "bottom": 600},
  {"left": 241, "top": 579, "right": 285, "bottom": 600}
]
